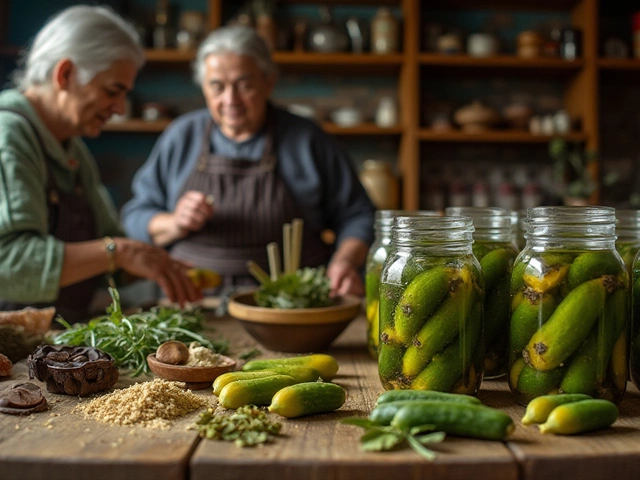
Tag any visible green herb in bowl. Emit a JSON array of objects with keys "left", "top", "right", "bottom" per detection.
[{"left": 254, "top": 267, "right": 333, "bottom": 309}]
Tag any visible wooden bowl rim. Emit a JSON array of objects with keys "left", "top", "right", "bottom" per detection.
[
  {"left": 146, "top": 353, "right": 236, "bottom": 382},
  {"left": 228, "top": 291, "right": 362, "bottom": 325}
]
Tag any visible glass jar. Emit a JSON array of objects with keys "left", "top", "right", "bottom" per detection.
[
  {"left": 615, "top": 209, "right": 640, "bottom": 276},
  {"left": 378, "top": 216, "right": 484, "bottom": 394},
  {"left": 446, "top": 207, "right": 517, "bottom": 379},
  {"left": 365, "top": 210, "right": 440, "bottom": 358},
  {"left": 509, "top": 206, "right": 628, "bottom": 406}
]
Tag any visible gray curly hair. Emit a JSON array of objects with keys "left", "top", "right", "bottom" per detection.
[
  {"left": 193, "top": 25, "right": 277, "bottom": 84},
  {"left": 12, "top": 5, "right": 144, "bottom": 90}
]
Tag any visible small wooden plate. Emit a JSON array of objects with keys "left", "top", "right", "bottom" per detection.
[{"left": 146, "top": 354, "right": 236, "bottom": 390}]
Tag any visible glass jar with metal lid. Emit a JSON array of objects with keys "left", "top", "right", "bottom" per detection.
[
  {"left": 378, "top": 215, "right": 484, "bottom": 394},
  {"left": 509, "top": 206, "right": 628, "bottom": 405},
  {"left": 446, "top": 207, "right": 517, "bottom": 379}
]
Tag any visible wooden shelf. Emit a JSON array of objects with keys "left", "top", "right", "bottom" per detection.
[
  {"left": 321, "top": 122, "right": 403, "bottom": 135},
  {"left": 597, "top": 58, "right": 640, "bottom": 71},
  {"left": 426, "top": 0, "right": 581, "bottom": 11},
  {"left": 274, "top": 52, "right": 403, "bottom": 65},
  {"left": 419, "top": 53, "right": 584, "bottom": 72},
  {"left": 144, "top": 49, "right": 196, "bottom": 63},
  {"left": 102, "top": 119, "right": 171, "bottom": 133},
  {"left": 418, "top": 129, "right": 588, "bottom": 143}
]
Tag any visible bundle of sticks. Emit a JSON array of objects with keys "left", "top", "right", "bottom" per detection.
[{"left": 247, "top": 218, "right": 304, "bottom": 284}]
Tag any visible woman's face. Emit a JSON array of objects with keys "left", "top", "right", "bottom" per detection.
[
  {"left": 201, "top": 53, "right": 275, "bottom": 141},
  {"left": 64, "top": 59, "right": 137, "bottom": 138}
]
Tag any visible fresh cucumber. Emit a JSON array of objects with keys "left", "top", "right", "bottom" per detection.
[
  {"left": 243, "top": 354, "right": 339, "bottom": 381},
  {"left": 213, "top": 370, "right": 277, "bottom": 396},
  {"left": 390, "top": 401, "right": 515, "bottom": 440},
  {"left": 371, "top": 395, "right": 481, "bottom": 426},
  {"left": 218, "top": 374, "right": 296, "bottom": 409},
  {"left": 539, "top": 399, "right": 618, "bottom": 435},
  {"left": 521, "top": 393, "right": 592, "bottom": 425},
  {"left": 376, "top": 389, "right": 482, "bottom": 406},
  {"left": 268, "top": 382, "right": 346, "bottom": 418}
]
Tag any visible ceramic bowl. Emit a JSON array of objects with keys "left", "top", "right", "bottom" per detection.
[
  {"left": 146, "top": 353, "right": 236, "bottom": 390},
  {"left": 227, "top": 292, "right": 362, "bottom": 353}
]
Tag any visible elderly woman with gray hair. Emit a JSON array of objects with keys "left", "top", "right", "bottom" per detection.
[
  {"left": 122, "top": 26, "right": 375, "bottom": 295},
  {"left": 0, "top": 5, "right": 201, "bottom": 322}
]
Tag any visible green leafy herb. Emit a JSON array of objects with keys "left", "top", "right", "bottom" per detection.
[
  {"left": 238, "top": 348, "right": 262, "bottom": 362},
  {"left": 341, "top": 418, "right": 445, "bottom": 461},
  {"left": 254, "top": 267, "right": 333, "bottom": 309},
  {"left": 53, "top": 288, "right": 228, "bottom": 376},
  {"left": 196, "top": 405, "right": 282, "bottom": 447}
]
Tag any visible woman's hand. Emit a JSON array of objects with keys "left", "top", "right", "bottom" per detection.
[
  {"left": 327, "top": 257, "right": 365, "bottom": 297},
  {"left": 173, "top": 190, "right": 215, "bottom": 235},
  {"left": 114, "top": 238, "right": 202, "bottom": 307}
]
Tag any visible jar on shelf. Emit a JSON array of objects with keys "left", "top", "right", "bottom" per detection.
[
  {"left": 359, "top": 160, "right": 399, "bottom": 210},
  {"left": 615, "top": 209, "right": 640, "bottom": 276},
  {"left": 371, "top": 8, "right": 399, "bottom": 54},
  {"left": 378, "top": 216, "right": 484, "bottom": 394},
  {"left": 509, "top": 207, "right": 628, "bottom": 406},
  {"left": 365, "top": 210, "right": 440, "bottom": 359},
  {"left": 446, "top": 207, "right": 516, "bottom": 378}
]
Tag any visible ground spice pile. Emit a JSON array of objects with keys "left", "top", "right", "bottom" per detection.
[{"left": 74, "top": 378, "right": 210, "bottom": 429}]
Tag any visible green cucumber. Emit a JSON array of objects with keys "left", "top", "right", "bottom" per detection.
[
  {"left": 213, "top": 370, "right": 277, "bottom": 396},
  {"left": 371, "top": 398, "right": 479, "bottom": 426},
  {"left": 268, "top": 382, "right": 346, "bottom": 418},
  {"left": 376, "top": 389, "right": 482, "bottom": 406},
  {"left": 516, "top": 361, "right": 565, "bottom": 398},
  {"left": 521, "top": 393, "right": 592, "bottom": 425},
  {"left": 524, "top": 277, "right": 607, "bottom": 371},
  {"left": 393, "top": 265, "right": 452, "bottom": 344},
  {"left": 410, "top": 301, "right": 482, "bottom": 391},
  {"left": 567, "top": 251, "right": 623, "bottom": 290},
  {"left": 559, "top": 331, "right": 599, "bottom": 396},
  {"left": 243, "top": 354, "right": 339, "bottom": 381},
  {"left": 390, "top": 401, "right": 515, "bottom": 440},
  {"left": 510, "top": 290, "right": 557, "bottom": 358},
  {"left": 218, "top": 374, "right": 297, "bottom": 409},
  {"left": 539, "top": 399, "right": 618, "bottom": 435},
  {"left": 480, "top": 247, "right": 514, "bottom": 293},
  {"left": 402, "top": 271, "right": 474, "bottom": 377}
]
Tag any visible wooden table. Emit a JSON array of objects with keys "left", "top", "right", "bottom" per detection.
[{"left": 2, "top": 311, "right": 640, "bottom": 480}]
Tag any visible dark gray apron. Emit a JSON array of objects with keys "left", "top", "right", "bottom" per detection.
[
  {"left": 0, "top": 108, "right": 99, "bottom": 323},
  {"left": 170, "top": 112, "right": 332, "bottom": 286}
]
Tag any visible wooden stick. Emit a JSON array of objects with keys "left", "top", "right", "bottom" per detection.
[
  {"left": 291, "top": 218, "right": 304, "bottom": 273},
  {"left": 266, "top": 242, "right": 281, "bottom": 281},
  {"left": 246, "top": 261, "right": 270, "bottom": 284},
  {"left": 283, "top": 223, "right": 292, "bottom": 274}
]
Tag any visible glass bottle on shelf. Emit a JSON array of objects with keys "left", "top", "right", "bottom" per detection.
[
  {"left": 378, "top": 215, "right": 484, "bottom": 394},
  {"left": 509, "top": 206, "right": 628, "bottom": 406},
  {"left": 371, "top": 8, "right": 399, "bottom": 54},
  {"left": 153, "top": 0, "right": 172, "bottom": 49}
]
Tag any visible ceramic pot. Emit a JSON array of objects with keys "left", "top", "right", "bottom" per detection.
[
  {"left": 454, "top": 101, "right": 500, "bottom": 132},
  {"left": 359, "top": 160, "right": 399, "bottom": 210}
]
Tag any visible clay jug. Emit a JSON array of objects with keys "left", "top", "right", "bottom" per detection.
[{"left": 359, "top": 160, "right": 400, "bottom": 210}]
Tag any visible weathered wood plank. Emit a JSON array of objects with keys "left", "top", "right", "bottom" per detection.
[
  {"left": 191, "top": 315, "right": 519, "bottom": 480},
  {"left": 0, "top": 362, "right": 203, "bottom": 480}
]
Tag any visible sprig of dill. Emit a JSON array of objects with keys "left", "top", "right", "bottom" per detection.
[{"left": 53, "top": 288, "right": 228, "bottom": 376}]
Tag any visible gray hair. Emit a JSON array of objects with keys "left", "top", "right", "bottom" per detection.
[
  {"left": 12, "top": 5, "right": 144, "bottom": 90},
  {"left": 193, "top": 26, "right": 277, "bottom": 85}
]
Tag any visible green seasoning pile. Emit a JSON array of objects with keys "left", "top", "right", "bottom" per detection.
[
  {"left": 54, "top": 288, "right": 228, "bottom": 376},
  {"left": 196, "top": 405, "right": 282, "bottom": 447},
  {"left": 254, "top": 267, "right": 332, "bottom": 308}
]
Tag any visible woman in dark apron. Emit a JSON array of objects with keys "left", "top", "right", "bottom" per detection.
[
  {"left": 0, "top": 6, "right": 200, "bottom": 322},
  {"left": 126, "top": 26, "right": 375, "bottom": 296}
]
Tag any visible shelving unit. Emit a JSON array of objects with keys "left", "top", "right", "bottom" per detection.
[{"left": 2, "top": 0, "right": 637, "bottom": 209}]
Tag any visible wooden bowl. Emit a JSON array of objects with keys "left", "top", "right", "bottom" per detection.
[
  {"left": 146, "top": 353, "right": 236, "bottom": 390},
  {"left": 228, "top": 292, "right": 362, "bottom": 353}
]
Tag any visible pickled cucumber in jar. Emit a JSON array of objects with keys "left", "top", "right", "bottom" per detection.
[
  {"left": 378, "top": 215, "right": 484, "bottom": 395},
  {"left": 509, "top": 207, "right": 628, "bottom": 406}
]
